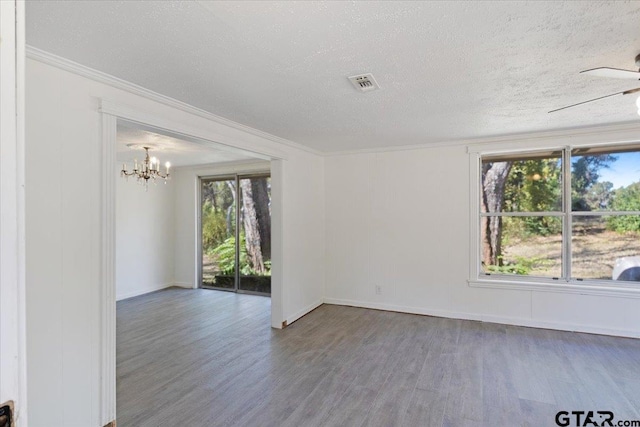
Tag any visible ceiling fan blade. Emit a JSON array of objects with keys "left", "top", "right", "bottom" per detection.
[
  {"left": 548, "top": 90, "right": 626, "bottom": 113},
  {"left": 549, "top": 87, "right": 640, "bottom": 113},
  {"left": 581, "top": 67, "right": 640, "bottom": 79}
]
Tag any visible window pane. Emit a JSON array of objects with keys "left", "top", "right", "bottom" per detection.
[
  {"left": 572, "top": 216, "right": 640, "bottom": 281},
  {"left": 482, "top": 154, "right": 562, "bottom": 213},
  {"left": 481, "top": 216, "right": 562, "bottom": 278},
  {"left": 571, "top": 148, "right": 640, "bottom": 212},
  {"left": 201, "top": 179, "right": 236, "bottom": 289},
  {"left": 239, "top": 176, "right": 271, "bottom": 294}
]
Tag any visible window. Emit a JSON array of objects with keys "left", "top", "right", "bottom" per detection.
[{"left": 475, "top": 144, "right": 640, "bottom": 286}]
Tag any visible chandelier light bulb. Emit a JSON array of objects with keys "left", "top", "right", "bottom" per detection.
[
  {"left": 165, "top": 161, "right": 171, "bottom": 170},
  {"left": 636, "top": 95, "right": 640, "bottom": 109}
]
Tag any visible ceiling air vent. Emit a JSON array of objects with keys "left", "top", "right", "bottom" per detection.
[{"left": 348, "top": 73, "right": 380, "bottom": 92}]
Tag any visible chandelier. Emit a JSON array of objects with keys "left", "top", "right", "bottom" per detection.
[{"left": 121, "top": 147, "right": 171, "bottom": 190}]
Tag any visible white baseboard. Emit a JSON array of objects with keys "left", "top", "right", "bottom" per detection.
[
  {"left": 323, "top": 297, "right": 469, "bottom": 320},
  {"left": 286, "top": 299, "right": 324, "bottom": 325},
  {"left": 172, "top": 282, "right": 194, "bottom": 289},
  {"left": 116, "top": 282, "right": 174, "bottom": 301},
  {"left": 323, "top": 297, "right": 640, "bottom": 339}
]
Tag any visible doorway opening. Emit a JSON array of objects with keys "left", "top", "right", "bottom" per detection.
[
  {"left": 199, "top": 174, "right": 271, "bottom": 296},
  {"left": 102, "top": 101, "right": 285, "bottom": 425}
]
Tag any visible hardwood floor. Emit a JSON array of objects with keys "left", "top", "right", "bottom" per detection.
[{"left": 117, "top": 288, "right": 640, "bottom": 427}]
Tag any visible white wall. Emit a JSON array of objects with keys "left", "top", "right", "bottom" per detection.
[
  {"left": 280, "top": 151, "right": 326, "bottom": 324},
  {"left": 324, "top": 143, "right": 640, "bottom": 338},
  {"left": 116, "top": 168, "right": 176, "bottom": 300},
  {"left": 171, "top": 156, "right": 326, "bottom": 326},
  {"left": 25, "top": 57, "right": 325, "bottom": 426},
  {"left": 26, "top": 62, "right": 102, "bottom": 427}
]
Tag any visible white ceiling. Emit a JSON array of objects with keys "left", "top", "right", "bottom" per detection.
[
  {"left": 26, "top": 1, "right": 640, "bottom": 152},
  {"left": 116, "top": 121, "right": 260, "bottom": 167}
]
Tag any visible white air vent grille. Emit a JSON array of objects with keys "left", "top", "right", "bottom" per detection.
[{"left": 348, "top": 73, "right": 380, "bottom": 92}]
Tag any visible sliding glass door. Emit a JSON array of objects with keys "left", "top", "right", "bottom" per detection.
[
  {"left": 238, "top": 176, "right": 271, "bottom": 293},
  {"left": 200, "top": 177, "right": 237, "bottom": 290},
  {"left": 199, "top": 173, "right": 271, "bottom": 295}
]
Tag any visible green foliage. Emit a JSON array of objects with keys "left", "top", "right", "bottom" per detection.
[
  {"left": 211, "top": 235, "right": 245, "bottom": 275},
  {"left": 607, "top": 182, "right": 640, "bottom": 232},
  {"left": 202, "top": 181, "right": 234, "bottom": 213},
  {"left": 201, "top": 200, "right": 229, "bottom": 254},
  {"left": 486, "top": 255, "right": 549, "bottom": 275},
  {"left": 571, "top": 154, "right": 617, "bottom": 210},
  {"left": 201, "top": 180, "right": 236, "bottom": 255},
  {"left": 503, "top": 159, "right": 562, "bottom": 236},
  {"left": 502, "top": 216, "right": 562, "bottom": 241},
  {"left": 210, "top": 234, "right": 272, "bottom": 276},
  {"left": 522, "top": 217, "right": 561, "bottom": 236},
  {"left": 585, "top": 181, "right": 614, "bottom": 210}
]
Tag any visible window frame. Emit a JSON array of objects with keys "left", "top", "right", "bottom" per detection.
[{"left": 468, "top": 138, "right": 640, "bottom": 298}]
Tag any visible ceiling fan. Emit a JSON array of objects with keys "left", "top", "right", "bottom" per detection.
[{"left": 549, "top": 53, "right": 640, "bottom": 113}]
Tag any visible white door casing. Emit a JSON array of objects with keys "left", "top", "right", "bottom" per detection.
[{"left": 0, "top": 0, "right": 27, "bottom": 424}]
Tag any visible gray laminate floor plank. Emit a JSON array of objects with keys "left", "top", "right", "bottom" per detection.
[
  {"left": 117, "top": 288, "right": 640, "bottom": 427},
  {"left": 362, "top": 370, "right": 417, "bottom": 427},
  {"left": 321, "top": 385, "right": 381, "bottom": 427},
  {"left": 404, "top": 388, "right": 447, "bottom": 427}
]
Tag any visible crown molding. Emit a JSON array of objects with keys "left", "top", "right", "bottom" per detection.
[
  {"left": 466, "top": 120, "right": 640, "bottom": 153},
  {"left": 323, "top": 138, "right": 471, "bottom": 156},
  {"left": 326, "top": 120, "right": 640, "bottom": 157},
  {"left": 25, "top": 45, "right": 323, "bottom": 157}
]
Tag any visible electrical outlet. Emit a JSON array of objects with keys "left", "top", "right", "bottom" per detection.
[{"left": 375, "top": 285, "right": 382, "bottom": 295}]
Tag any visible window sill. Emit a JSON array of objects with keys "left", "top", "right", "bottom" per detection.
[{"left": 468, "top": 277, "right": 640, "bottom": 298}]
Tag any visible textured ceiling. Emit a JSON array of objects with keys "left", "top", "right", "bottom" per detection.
[
  {"left": 26, "top": 1, "right": 640, "bottom": 152},
  {"left": 117, "top": 121, "right": 259, "bottom": 167}
]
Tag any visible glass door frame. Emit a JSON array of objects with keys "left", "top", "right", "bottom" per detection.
[{"left": 197, "top": 172, "right": 271, "bottom": 296}]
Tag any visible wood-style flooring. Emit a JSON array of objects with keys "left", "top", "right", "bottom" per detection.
[{"left": 117, "top": 288, "right": 640, "bottom": 427}]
